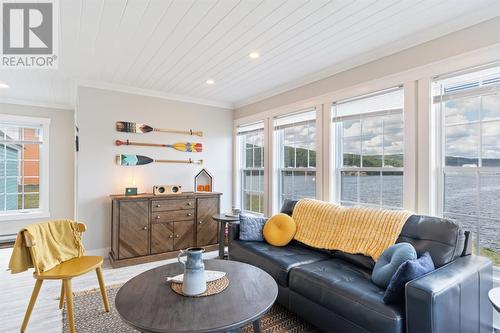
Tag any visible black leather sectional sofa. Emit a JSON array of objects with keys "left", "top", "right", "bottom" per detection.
[{"left": 229, "top": 202, "right": 493, "bottom": 333}]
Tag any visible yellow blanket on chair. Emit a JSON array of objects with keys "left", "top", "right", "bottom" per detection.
[
  {"left": 8, "top": 220, "right": 84, "bottom": 274},
  {"left": 292, "top": 199, "right": 412, "bottom": 261}
]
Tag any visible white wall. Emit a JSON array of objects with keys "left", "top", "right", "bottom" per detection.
[
  {"left": 0, "top": 103, "right": 75, "bottom": 236},
  {"left": 76, "top": 87, "right": 233, "bottom": 252}
]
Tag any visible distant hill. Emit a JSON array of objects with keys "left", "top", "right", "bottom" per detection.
[
  {"left": 246, "top": 143, "right": 500, "bottom": 168},
  {"left": 445, "top": 156, "right": 500, "bottom": 167},
  {"left": 342, "top": 153, "right": 403, "bottom": 167}
]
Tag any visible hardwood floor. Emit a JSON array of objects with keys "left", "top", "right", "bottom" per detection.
[{"left": 0, "top": 247, "right": 218, "bottom": 333}]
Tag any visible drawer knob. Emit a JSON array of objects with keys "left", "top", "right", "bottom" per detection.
[
  {"left": 156, "top": 204, "right": 161, "bottom": 208},
  {"left": 143, "top": 226, "right": 148, "bottom": 230},
  {"left": 176, "top": 234, "right": 180, "bottom": 238},
  {"left": 187, "top": 213, "right": 192, "bottom": 216},
  {"left": 198, "top": 221, "right": 202, "bottom": 224},
  {"left": 169, "top": 235, "right": 173, "bottom": 239},
  {"left": 156, "top": 216, "right": 161, "bottom": 219},
  {"left": 187, "top": 202, "right": 192, "bottom": 206}
]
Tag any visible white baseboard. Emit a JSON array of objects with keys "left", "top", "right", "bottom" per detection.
[{"left": 85, "top": 247, "right": 110, "bottom": 257}]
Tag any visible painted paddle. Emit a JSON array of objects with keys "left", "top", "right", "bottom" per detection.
[
  {"left": 115, "top": 139, "right": 202, "bottom": 152},
  {"left": 116, "top": 154, "right": 203, "bottom": 166},
  {"left": 116, "top": 121, "right": 203, "bottom": 137}
]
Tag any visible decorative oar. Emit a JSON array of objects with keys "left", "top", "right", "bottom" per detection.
[
  {"left": 116, "top": 154, "right": 203, "bottom": 166},
  {"left": 115, "top": 139, "right": 202, "bottom": 152},
  {"left": 116, "top": 121, "right": 203, "bottom": 137}
]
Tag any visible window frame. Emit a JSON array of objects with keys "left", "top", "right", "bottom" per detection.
[
  {"left": 273, "top": 109, "right": 318, "bottom": 207},
  {"left": 0, "top": 114, "right": 50, "bottom": 221},
  {"left": 236, "top": 122, "right": 265, "bottom": 215},
  {"left": 432, "top": 70, "right": 500, "bottom": 253},
  {"left": 332, "top": 88, "right": 406, "bottom": 210}
]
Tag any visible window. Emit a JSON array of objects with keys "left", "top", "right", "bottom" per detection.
[
  {"left": 433, "top": 64, "right": 500, "bottom": 266},
  {"left": 0, "top": 115, "right": 49, "bottom": 220},
  {"left": 333, "top": 87, "right": 404, "bottom": 209},
  {"left": 274, "top": 109, "right": 317, "bottom": 206},
  {"left": 237, "top": 122, "right": 265, "bottom": 214}
]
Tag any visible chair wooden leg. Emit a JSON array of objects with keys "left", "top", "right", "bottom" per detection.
[
  {"left": 20, "top": 279, "right": 43, "bottom": 333},
  {"left": 63, "top": 279, "right": 75, "bottom": 333},
  {"left": 96, "top": 266, "right": 110, "bottom": 312},
  {"left": 58, "top": 281, "right": 65, "bottom": 309}
]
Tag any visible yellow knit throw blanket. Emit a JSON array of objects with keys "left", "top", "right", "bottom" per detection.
[
  {"left": 292, "top": 199, "right": 412, "bottom": 261},
  {"left": 8, "top": 220, "right": 84, "bottom": 274}
]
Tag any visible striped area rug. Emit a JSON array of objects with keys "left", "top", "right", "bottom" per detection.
[{"left": 62, "top": 284, "right": 318, "bottom": 333}]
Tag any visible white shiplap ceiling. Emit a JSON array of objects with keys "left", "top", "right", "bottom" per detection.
[{"left": 0, "top": 0, "right": 499, "bottom": 110}]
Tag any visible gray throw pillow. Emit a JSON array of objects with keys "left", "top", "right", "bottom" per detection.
[
  {"left": 239, "top": 215, "right": 267, "bottom": 241},
  {"left": 383, "top": 252, "right": 435, "bottom": 304},
  {"left": 371, "top": 243, "right": 417, "bottom": 288}
]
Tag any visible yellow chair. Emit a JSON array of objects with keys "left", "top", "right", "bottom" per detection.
[{"left": 20, "top": 222, "right": 109, "bottom": 333}]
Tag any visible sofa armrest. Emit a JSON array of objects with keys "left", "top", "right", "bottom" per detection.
[{"left": 406, "top": 255, "right": 493, "bottom": 333}]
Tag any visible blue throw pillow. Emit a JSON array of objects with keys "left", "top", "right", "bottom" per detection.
[
  {"left": 239, "top": 215, "right": 267, "bottom": 241},
  {"left": 383, "top": 252, "right": 435, "bottom": 305},
  {"left": 372, "top": 243, "right": 417, "bottom": 288}
]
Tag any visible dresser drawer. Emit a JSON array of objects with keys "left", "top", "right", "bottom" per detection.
[
  {"left": 152, "top": 199, "right": 195, "bottom": 211},
  {"left": 151, "top": 209, "right": 195, "bottom": 223}
]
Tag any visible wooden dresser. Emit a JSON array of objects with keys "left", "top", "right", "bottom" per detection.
[{"left": 109, "top": 192, "right": 221, "bottom": 268}]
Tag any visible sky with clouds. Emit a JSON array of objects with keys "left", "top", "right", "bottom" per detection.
[
  {"left": 342, "top": 113, "right": 404, "bottom": 166},
  {"left": 444, "top": 93, "right": 500, "bottom": 162}
]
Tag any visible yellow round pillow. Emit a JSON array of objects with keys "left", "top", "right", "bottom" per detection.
[{"left": 263, "top": 213, "right": 297, "bottom": 246}]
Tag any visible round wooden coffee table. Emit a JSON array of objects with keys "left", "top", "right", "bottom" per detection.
[{"left": 115, "top": 259, "right": 278, "bottom": 333}]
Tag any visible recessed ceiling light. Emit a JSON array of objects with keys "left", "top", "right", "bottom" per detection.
[
  {"left": 0, "top": 83, "right": 9, "bottom": 89},
  {"left": 249, "top": 52, "right": 260, "bottom": 59},
  {"left": 206, "top": 79, "right": 215, "bottom": 85}
]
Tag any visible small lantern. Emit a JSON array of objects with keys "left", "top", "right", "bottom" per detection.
[
  {"left": 194, "top": 169, "right": 213, "bottom": 192},
  {"left": 125, "top": 179, "right": 138, "bottom": 196}
]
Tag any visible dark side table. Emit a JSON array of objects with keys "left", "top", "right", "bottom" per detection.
[{"left": 212, "top": 213, "right": 239, "bottom": 259}]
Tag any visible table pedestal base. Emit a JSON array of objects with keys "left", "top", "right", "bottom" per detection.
[{"left": 226, "top": 319, "right": 261, "bottom": 333}]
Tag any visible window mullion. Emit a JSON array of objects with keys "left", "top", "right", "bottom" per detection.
[
  {"left": 475, "top": 170, "right": 481, "bottom": 252},
  {"left": 21, "top": 146, "right": 24, "bottom": 210}
]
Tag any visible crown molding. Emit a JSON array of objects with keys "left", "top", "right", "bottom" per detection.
[
  {"left": 0, "top": 97, "right": 73, "bottom": 111},
  {"left": 77, "top": 80, "right": 234, "bottom": 110}
]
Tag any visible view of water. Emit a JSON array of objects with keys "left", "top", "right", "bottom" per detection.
[{"left": 340, "top": 173, "right": 403, "bottom": 208}]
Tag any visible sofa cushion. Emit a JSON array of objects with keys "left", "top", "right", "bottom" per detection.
[
  {"left": 239, "top": 215, "right": 266, "bottom": 241},
  {"left": 372, "top": 243, "right": 417, "bottom": 288},
  {"left": 280, "top": 199, "right": 298, "bottom": 216},
  {"left": 229, "top": 240, "right": 330, "bottom": 286},
  {"left": 331, "top": 251, "right": 375, "bottom": 270},
  {"left": 384, "top": 252, "right": 435, "bottom": 305},
  {"left": 289, "top": 259, "right": 404, "bottom": 332},
  {"left": 397, "top": 215, "right": 465, "bottom": 267},
  {"left": 263, "top": 213, "right": 296, "bottom": 246}
]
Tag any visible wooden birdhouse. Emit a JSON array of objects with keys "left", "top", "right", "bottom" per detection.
[{"left": 194, "top": 168, "right": 213, "bottom": 192}]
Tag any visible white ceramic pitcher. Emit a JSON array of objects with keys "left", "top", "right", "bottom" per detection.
[{"left": 177, "top": 247, "right": 207, "bottom": 296}]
